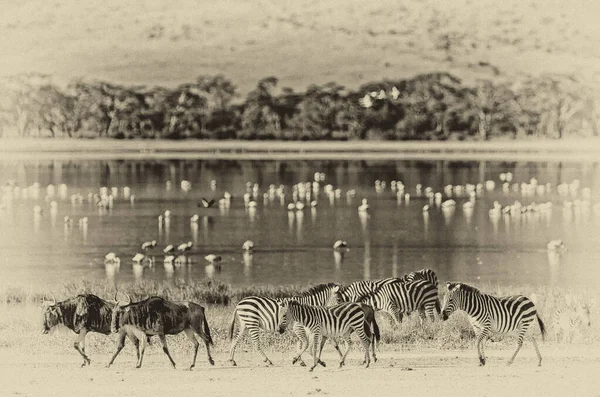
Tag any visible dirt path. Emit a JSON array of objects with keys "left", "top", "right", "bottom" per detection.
[{"left": 2, "top": 348, "right": 599, "bottom": 397}]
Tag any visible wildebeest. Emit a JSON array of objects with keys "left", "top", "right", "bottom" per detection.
[
  {"left": 110, "top": 294, "right": 214, "bottom": 369},
  {"left": 42, "top": 294, "right": 143, "bottom": 367}
]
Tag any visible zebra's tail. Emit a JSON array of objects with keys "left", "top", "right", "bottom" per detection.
[
  {"left": 371, "top": 316, "right": 381, "bottom": 343},
  {"left": 363, "top": 318, "right": 373, "bottom": 341},
  {"left": 435, "top": 298, "right": 441, "bottom": 314},
  {"left": 228, "top": 310, "right": 237, "bottom": 340},
  {"left": 537, "top": 314, "right": 547, "bottom": 342}
]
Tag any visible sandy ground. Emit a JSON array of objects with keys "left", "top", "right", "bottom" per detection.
[{"left": 1, "top": 347, "right": 599, "bottom": 397}]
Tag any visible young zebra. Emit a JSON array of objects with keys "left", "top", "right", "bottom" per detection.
[
  {"left": 228, "top": 283, "right": 340, "bottom": 366},
  {"left": 441, "top": 282, "right": 546, "bottom": 366},
  {"left": 351, "top": 279, "right": 439, "bottom": 325},
  {"left": 282, "top": 301, "right": 372, "bottom": 371},
  {"left": 553, "top": 304, "right": 591, "bottom": 343}
]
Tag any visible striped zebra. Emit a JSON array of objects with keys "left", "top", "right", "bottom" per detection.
[
  {"left": 441, "top": 282, "right": 546, "bottom": 366},
  {"left": 349, "top": 279, "right": 439, "bottom": 325},
  {"left": 228, "top": 283, "right": 340, "bottom": 366},
  {"left": 282, "top": 301, "right": 372, "bottom": 371},
  {"left": 553, "top": 304, "right": 591, "bottom": 343}
]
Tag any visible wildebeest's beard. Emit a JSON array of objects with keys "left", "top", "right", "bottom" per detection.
[{"left": 110, "top": 308, "right": 122, "bottom": 333}]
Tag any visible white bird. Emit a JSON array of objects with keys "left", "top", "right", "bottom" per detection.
[
  {"left": 287, "top": 203, "right": 296, "bottom": 211},
  {"left": 547, "top": 239, "right": 565, "bottom": 251},
  {"left": 295, "top": 201, "right": 305, "bottom": 211},
  {"left": 422, "top": 204, "right": 430, "bottom": 212},
  {"left": 178, "top": 241, "right": 193, "bottom": 253},
  {"left": 205, "top": 254, "right": 222, "bottom": 264},
  {"left": 359, "top": 94, "right": 373, "bottom": 108},
  {"left": 190, "top": 214, "right": 200, "bottom": 223},
  {"left": 141, "top": 240, "right": 157, "bottom": 251},
  {"left": 163, "top": 244, "right": 175, "bottom": 254},
  {"left": 132, "top": 253, "right": 146, "bottom": 263},
  {"left": 358, "top": 198, "right": 369, "bottom": 212},
  {"left": 333, "top": 240, "right": 348, "bottom": 250},
  {"left": 164, "top": 255, "right": 175, "bottom": 265},
  {"left": 242, "top": 240, "right": 254, "bottom": 251},
  {"left": 104, "top": 253, "right": 120, "bottom": 264}
]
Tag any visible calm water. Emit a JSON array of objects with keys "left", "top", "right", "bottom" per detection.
[{"left": 1, "top": 158, "right": 599, "bottom": 292}]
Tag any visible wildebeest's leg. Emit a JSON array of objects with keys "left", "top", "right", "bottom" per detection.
[
  {"left": 73, "top": 330, "right": 91, "bottom": 367},
  {"left": 184, "top": 328, "right": 199, "bottom": 370},
  {"left": 248, "top": 326, "right": 273, "bottom": 366},
  {"left": 158, "top": 334, "right": 177, "bottom": 369},
  {"left": 106, "top": 330, "right": 129, "bottom": 368},
  {"left": 229, "top": 325, "right": 246, "bottom": 366},
  {"left": 136, "top": 335, "right": 148, "bottom": 368},
  {"left": 128, "top": 333, "right": 141, "bottom": 361}
]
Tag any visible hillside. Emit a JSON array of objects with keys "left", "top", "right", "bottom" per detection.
[{"left": 1, "top": 0, "right": 599, "bottom": 94}]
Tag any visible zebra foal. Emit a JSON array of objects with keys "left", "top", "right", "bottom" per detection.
[
  {"left": 553, "top": 303, "right": 591, "bottom": 343},
  {"left": 441, "top": 282, "right": 546, "bottom": 366},
  {"left": 228, "top": 283, "right": 340, "bottom": 366},
  {"left": 282, "top": 301, "right": 372, "bottom": 371}
]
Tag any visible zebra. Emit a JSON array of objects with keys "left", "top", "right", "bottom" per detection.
[
  {"left": 441, "top": 282, "right": 546, "bottom": 366},
  {"left": 282, "top": 300, "right": 372, "bottom": 371},
  {"left": 383, "top": 268, "right": 440, "bottom": 320},
  {"left": 349, "top": 279, "right": 440, "bottom": 325},
  {"left": 228, "top": 283, "right": 340, "bottom": 366},
  {"left": 552, "top": 304, "right": 591, "bottom": 343}
]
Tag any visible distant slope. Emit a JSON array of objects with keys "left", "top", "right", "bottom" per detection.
[{"left": 1, "top": 0, "right": 599, "bottom": 94}]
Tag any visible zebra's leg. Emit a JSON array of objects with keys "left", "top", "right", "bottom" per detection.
[
  {"left": 507, "top": 328, "right": 528, "bottom": 366},
  {"left": 475, "top": 330, "right": 489, "bottom": 366},
  {"left": 248, "top": 327, "right": 274, "bottom": 366},
  {"left": 310, "top": 331, "right": 321, "bottom": 372},
  {"left": 158, "top": 334, "right": 177, "bottom": 369},
  {"left": 292, "top": 328, "right": 310, "bottom": 367},
  {"left": 228, "top": 325, "right": 246, "bottom": 366},
  {"left": 531, "top": 337, "right": 543, "bottom": 367},
  {"left": 183, "top": 328, "right": 199, "bottom": 370},
  {"left": 339, "top": 336, "right": 351, "bottom": 368},
  {"left": 73, "top": 330, "right": 91, "bottom": 367}
]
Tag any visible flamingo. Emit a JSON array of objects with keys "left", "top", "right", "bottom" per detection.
[
  {"left": 199, "top": 198, "right": 216, "bottom": 208},
  {"left": 333, "top": 240, "right": 348, "bottom": 250},
  {"left": 205, "top": 254, "right": 222, "bottom": 265}
]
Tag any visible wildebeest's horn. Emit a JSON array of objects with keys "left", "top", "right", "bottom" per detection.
[
  {"left": 51, "top": 293, "right": 56, "bottom": 305},
  {"left": 125, "top": 292, "right": 132, "bottom": 305},
  {"left": 114, "top": 290, "right": 119, "bottom": 302}
]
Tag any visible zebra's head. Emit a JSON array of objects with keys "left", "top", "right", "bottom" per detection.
[
  {"left": 441, "top": 282, "right": 463, "bottom": 321},
  {"left": 276, "top": 299, "right": 289, "bottom": 334}
]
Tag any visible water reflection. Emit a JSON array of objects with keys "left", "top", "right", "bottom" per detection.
[{"left": 1, "top": 157, "right": 600, "bottom": 290}]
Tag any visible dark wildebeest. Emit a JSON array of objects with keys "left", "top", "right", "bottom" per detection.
[
  {"left": 42, "top": 294, "right": 144, "bottom": 367},
  {"left": 110, "top": 294, "right": 214, "bottom": 369}
]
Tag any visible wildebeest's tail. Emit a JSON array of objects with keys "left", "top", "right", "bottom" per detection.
[
  {"left": 202, "top": 311, "right": 214, "bottom": 346},
  {"left": 228, "top": 310, "right": 237, "bottom": 340},
  {"left": 537, "top": 314, "right": 546, "bottom": 342}
]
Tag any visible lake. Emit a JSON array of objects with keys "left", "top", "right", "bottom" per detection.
[{"left": 1, "top": 157, "right": 599, "bottom": 292}]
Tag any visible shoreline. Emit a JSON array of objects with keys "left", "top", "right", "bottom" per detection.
[{"left": 1, "top": 138, "right": 600, "bottom": 161}]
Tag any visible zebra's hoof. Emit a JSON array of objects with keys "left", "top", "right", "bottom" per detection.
[
  {"left": 299, "top": 361, "right": 306, "bottom": 367},
  {"left": 229, "top": 360, "right": 237, "bottom": 367},
  {"left": 208, "top": 358, "right": 215, "bottom": 366},
  {"left": 265, "top": 361, "right": 274, "bottom": 367},
  {"left": 479, "top": 358, "right": 486, "bottom": 366},
  {"left": 292, "top": 357, "right": 299, "bottom": 365},
  {"left": 318, "top": 360, "right": 326, "bottom": 368}
]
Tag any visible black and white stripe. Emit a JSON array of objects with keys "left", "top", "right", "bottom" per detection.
[
  {"left": 228, "top": 283, "right": 340, "bottom": 366},
  {"left": 351, "top": 279, "right": 440, "bottom": 325},
  {"left": 552, "top": 305, "right": 591, "bottom": 343},
  {"left": 283, "top": 301, "right": 372, "bottom": 371},
  {"left": 441, "top": 282, "right": 546, "bottom": 366}
]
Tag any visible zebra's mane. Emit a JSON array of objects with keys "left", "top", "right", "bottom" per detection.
[
  {"left": 454, "top": 283, "right": 481, "bottom": 295},
  {"left": 297, "top": 283, "right": 339, "bottom": 297}
]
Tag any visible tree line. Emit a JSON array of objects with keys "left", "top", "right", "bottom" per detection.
[{"left": 0, "top": 72, "right": 597, "bottom": 140}]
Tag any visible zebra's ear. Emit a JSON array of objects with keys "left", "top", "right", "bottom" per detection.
[
  {"left": 332, "top": 285, "right": 340, "bottom": 293},
  {"left": 447, "top": 282, "right": 459, "bottom": 291}
]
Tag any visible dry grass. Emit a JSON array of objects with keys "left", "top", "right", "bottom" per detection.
[
  {"left": 0, "top": 279, "right": 597, "bottom": 361},
  {"left": 1, "top": 0, "right": 599, "bottom": 93}
]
